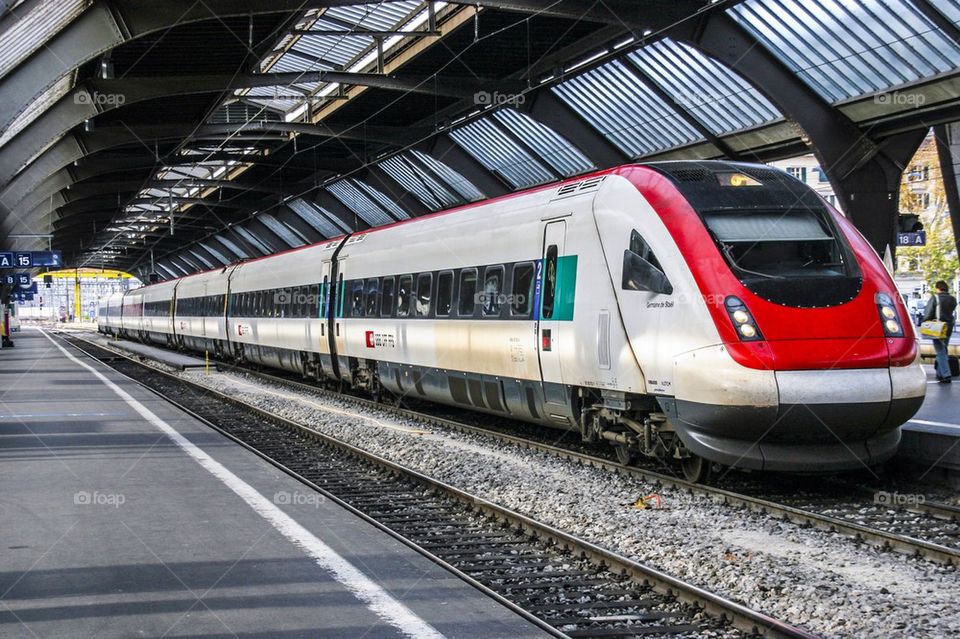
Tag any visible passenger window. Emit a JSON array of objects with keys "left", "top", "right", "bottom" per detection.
[
  {"left": 542, "top": 246, "right": 558, "bottom": 319},
  {"left": 511, "top": 262, "right": 534, "bottom": 317},
  {"left": 311, "top": 284, "right": 320, "bottom": 318},
  {"left": 397, "top": 275, "right": 412, "bottom": 317},
  {"left": 623, "top": 229, "right": 672, "bottom": 295},
  {"left": 416, "top": 273, "right": 433, "bottom": 317},
  {"left": 458, "top": 269, "right": 477, "bottom": 317},
  {"left": 380, "top": 277, "right": 395, "bottom": 317},
  {"left": 436, "top": 271, "right": 453, "bottom": 317},
  {"left": 482, "top": 266, "right": 504, "bottom": 317},
  {"left": 365, "top": 278, "right": 379, "bottom": 317},
  {"left": 351, "top": 280, "right": 365, "bottom": 317}
]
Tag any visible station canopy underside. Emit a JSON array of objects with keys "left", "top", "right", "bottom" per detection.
[{"left": 0, "top": 0, "right": 959, "bottom": 280}]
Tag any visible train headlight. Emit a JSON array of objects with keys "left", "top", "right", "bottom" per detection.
[
  {"left": 876, "top": 293, "right": 904, "bottom": 337},
  {"left": 724, "top": 296, "right": 763, "bottom": 342}
]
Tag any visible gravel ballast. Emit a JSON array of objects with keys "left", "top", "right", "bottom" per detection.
[{"left": 174, "top": 369, "right": 959, "bottom": 638}]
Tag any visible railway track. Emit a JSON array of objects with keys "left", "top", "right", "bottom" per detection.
[
  {"left": 65, "top": 334, "right": 815, "bottom": 639},
  {"left": 207, "top": 362, "right": 960, "bottom": 567},
  {"left": 76, "top": 332, "right": 960, "bottom": 566}
]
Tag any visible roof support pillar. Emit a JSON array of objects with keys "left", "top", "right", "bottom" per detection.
[{"left": 934, "top": 123, "right": 960, "bottom": 262}]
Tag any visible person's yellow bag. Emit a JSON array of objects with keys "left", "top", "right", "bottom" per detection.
[{"left": 920, "top": 319, "right": 948, "bottom": 339}]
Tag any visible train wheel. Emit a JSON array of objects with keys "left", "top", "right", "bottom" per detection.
[
  {"left": 680, "top": 454, "right": 712, "bottom": 483},
  {"left": 615, "top": 444, "right": 634, "bottom": 466}
]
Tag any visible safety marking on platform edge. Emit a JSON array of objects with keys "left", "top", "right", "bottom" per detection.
[
  {"left": 39, "top": 329, "right": 445, "bottom": 639},
  {"left": 0, "top": 412, "right": 126, "bottom": 418}
]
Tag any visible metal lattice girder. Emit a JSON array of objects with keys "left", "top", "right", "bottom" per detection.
[
  {"left": 0, "top": 71, "right": 487, "bottom": 188},
  {"left": 0, "top": 120, "right": 415, "bottom": 212}
]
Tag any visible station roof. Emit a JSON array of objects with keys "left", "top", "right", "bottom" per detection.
[{"left": 0, "top": 0, "right": 959, "bottom": 280}]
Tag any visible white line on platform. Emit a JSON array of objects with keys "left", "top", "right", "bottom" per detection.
[
  {"left": 40, "top": 329, "right": 444, "bottom": 639},
  {"left": 909, "top": 418, "right": 960, "bottom": 430}
]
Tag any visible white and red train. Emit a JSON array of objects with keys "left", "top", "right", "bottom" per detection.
[{"left": 99, "top": 161, "right": 926, "bottom": 481}]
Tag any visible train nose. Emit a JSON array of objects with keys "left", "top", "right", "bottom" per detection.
[{"left": 670, "top": 345, "right": 926, "bottom": 472}]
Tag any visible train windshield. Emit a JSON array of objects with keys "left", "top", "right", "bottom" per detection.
[{"left": 702, "top": 206, "right": 862, "bottom": 307}]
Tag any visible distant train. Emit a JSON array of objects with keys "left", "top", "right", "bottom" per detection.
[{"left": 99, "top": 161, "right": 926, "bottom": 481}]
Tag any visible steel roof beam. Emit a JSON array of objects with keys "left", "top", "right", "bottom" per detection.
[{"left": 0, "top": 0, "right": 450, "bottom": 134}]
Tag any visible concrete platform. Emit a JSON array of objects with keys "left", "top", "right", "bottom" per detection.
[
  {"left": 83, "top": 332, "right": 209, "bottom": 370},
  {"left": 898, "top": 364, "right": 960, "bottom": 475},
  {"left": 0, "top": 329, "right": 549, "bottom": 639}
]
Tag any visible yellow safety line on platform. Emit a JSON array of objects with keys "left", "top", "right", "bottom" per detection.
[{"left": 212, "top": 374, "right": 431, "bottom": 436}]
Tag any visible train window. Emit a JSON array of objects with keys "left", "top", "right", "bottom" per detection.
[
  {"left": 351, "top": 280, "right": 365, "bottom": 317},
  {"left": 397, "top": 275, "right": 412, "bottom": 316},
  {"left": 542, "top": 246, "right": 558, "bottom": 319},
  {"left": 365, "top": 279, "right": 379, "bottom": 317},
  {"left": 310, "top": 284, "right": 320, "bottom": 318},
  {"left": 458, "top": 269, "right": 478, "bottom": 317},
  {"left": 416, "top": 273, "right": 433, "bottom": 317},
  {"left": 482, "top": 266, "right": 504, "bottom": 318},
  {"left": 622, "top": 230, "right": 672, "bottom": 295},
  {"left": 511, "top": 262, "right": 535, "bottom": 317},
  {"left": 436, "top": 271, "right": 453, "bottom": 317},
  {"left": 380, "top": 277, "right": 395, "bottom": 317},
  {"left": 255, "top": 291, "right": 264, "bottom": 317}
]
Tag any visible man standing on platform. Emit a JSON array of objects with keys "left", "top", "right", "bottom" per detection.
[{"left": 924, "top": 280, "right": 957, "bottom": 383}]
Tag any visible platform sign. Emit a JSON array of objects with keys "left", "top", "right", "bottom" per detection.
[
  {"left": 2, "top": 275, "right": 13, "bottom": 285},
  {"left": 17, "top": 282, "right": 37, "bottom": 294},
  {"left": 15, "top": 273, "right": 30, "bottom": 286},
  {"left": 31, "top": 250, "right": 61, "bottom": 266},
  {"left": 897, "top": 231, "right": 926, "bottom": 247},
  {"left": 14, "top": 291, "right": 33, "bottom": 302},
  {"left": 14, "top": 252, "right": 32, "bottom": 267},
  {"left": 0, "top": 252, "right": 12, "bottom": 268}
]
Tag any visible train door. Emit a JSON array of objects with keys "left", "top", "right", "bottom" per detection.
[
  {"left": 537, "top": 220, "right": 566, "bottom": 391},
  {"left": 200, "top": 282, "right": 208, "bottom": 340},
  {"left": 323, "top": 257, "right": 344, "bottom": 380}
]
